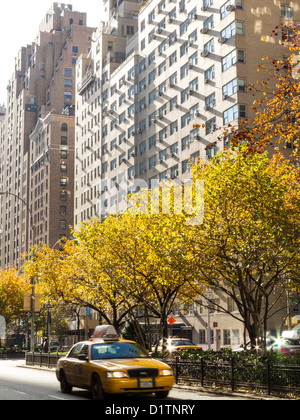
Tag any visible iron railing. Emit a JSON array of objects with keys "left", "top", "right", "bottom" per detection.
[
  {"left": 166, "top": 357, "right": 300, "bottom": 397},
  {"left": 25, "top": 352, "right": 300, "bottom": 397}
]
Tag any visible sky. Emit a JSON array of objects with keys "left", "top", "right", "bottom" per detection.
[{"left": 0, "top": 0, "right": 104, "bottom": 104}]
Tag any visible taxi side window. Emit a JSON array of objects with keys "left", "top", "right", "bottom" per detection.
[
  {"left": 68, "top": 343, "right": 83, "bottom": 359},
  {"left": 80, "top": 345, "right": 89, "bottom": 358}
]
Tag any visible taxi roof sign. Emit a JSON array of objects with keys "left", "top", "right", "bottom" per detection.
[{"left": 93, "top": 325, "right": 119, "bottom": 340}]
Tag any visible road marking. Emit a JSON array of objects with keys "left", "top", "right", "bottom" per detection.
[
  {"left": 49, "top": 395, "right": 67, "bottom": 400},
  {"left": 13, "top": 390, "right": 27, "bottom": 395}
]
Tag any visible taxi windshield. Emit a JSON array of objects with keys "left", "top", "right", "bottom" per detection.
[{"left": 91, "top": 342, "right": 149, "bottom": 360}]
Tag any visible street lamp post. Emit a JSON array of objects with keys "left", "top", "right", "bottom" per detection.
[{"left": 0, "top": 191, "right": 36, "bottom": 352}]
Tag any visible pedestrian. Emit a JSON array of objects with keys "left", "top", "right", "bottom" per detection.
[{"left": 42, "top": 338, "right": 49, "bottom": 353}]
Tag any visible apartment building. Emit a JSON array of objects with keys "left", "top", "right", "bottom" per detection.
[
  {"left": 74, "top": 0, "right": 299, "bottom": 349},
  {"left": 0, "top": 3, "right": 95, "bottom": 268},
  {"left": 75, "top": 0, "right": 299, "bottom": 226}
]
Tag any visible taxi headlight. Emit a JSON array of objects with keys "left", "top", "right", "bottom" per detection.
[
  {"left": 159, "top": 369, "right": 173, "bottom": 376},
  {"left": 103, "top": 371, "right": 129, "bottom": 378}
]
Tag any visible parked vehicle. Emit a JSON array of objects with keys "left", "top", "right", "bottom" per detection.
[
  {"left": 154, "top": 337, "right": 202, "bottom": 353},
  {"left": 269, "top": 337, "right": 300, "bottom": 355}
]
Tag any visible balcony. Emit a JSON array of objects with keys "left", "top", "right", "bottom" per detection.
[{"left": 77, "top": 67, "right": 96, "bottom": 95}]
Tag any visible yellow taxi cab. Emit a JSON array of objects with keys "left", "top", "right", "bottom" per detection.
[{"left": 56, "top": 325, "right": 174, "bottom": 400}]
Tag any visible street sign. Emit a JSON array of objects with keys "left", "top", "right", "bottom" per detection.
[{"left": 168, "top": 317, "right": 176, "bottom": 326}]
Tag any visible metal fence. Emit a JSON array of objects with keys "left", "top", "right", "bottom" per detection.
[
  {"left": 166, "top": 357, "right": 300, "bottom": 397},
  {"left": 25, "top": 352, "right": 62, "bottom": 369},
  {"left": 25, "top": 352, "right": 300, "bottom": 398}
]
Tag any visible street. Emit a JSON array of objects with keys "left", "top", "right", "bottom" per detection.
[{"left": 0, "top": 359, "right": 252, "bottom": 401}]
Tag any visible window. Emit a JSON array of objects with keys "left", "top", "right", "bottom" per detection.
[
  {"left": 281, "top": 4, "right": 293, "bottom": 18},
  {"left": 223, "top": 104, "right": 246, "bottom": 124},
  {"left": 60, "top": 178, "right": 67, "bottom": 187},
  {"left": 61, "top": 123, "right": 68, "bottom": 132},
  {"left": 169, "top": 51, "right": 177, "bottom": 67},
  {"left": 149, "top": 89, "right": 156, "bottom": 104},
  {"left": 110, "top": 159, "right": 117, "bottom": 171},
  {"left": 205, "top": 65, "right": 215, "bottom": 81},
  {"left": 237, "top": 49, "right": 245, "bottom": 63},
  {"left": 223, "top": 79, "right": 238, "bottom": 97},
  {"left": 149, "top": 155, "right": 157, "bottom": 169},
  {"left": 180, "top": 63, "right": 189, "bottom": 79},
  {"left": 64, "top": 80, "right": 72, "bottom": 87},
  {"left": 148, "top": 10, "right": 155, "bottom": 24},
  {"left": 72, "top": 46, "right": 78, "bottom": 55},
  {"left": 148, "top": 69, "right": 156, "bottom": 84},
  {"left": 149, "top": 135, "right": 156, "bottom": 149},
  {"left": 64, "top": 68, "right": 72, "bottom": 77},
  {"left": 204, "top": 15, "right": 214, "bottom": 31},
  {"left": 158, "top": 61, "right": 166, "bottom": 75},
  {"left": 169, "top": 31, "right": 177, "bottom": 46},
  {"left": 206, "top": 117, "right": 216, "bottom": 134},
  {"left": 182, "top": 159, "right": 189, "bottom": 174},
  {"left": 222, "top": 50, "right": 237, "bottom": 72},
  {"left": 64, "top": 92, "right": 72, "bottom": 101},
  {"left": 224, "top": 330, "right": 231, "bottom": 345},
  {"left": 170, "top": 121, "right": 178, "bottom": 135},
  {"left": 60, "top": 191, "right": 67, "bottom": 201},
  {"left": 180, "top": 41, "right": 188, "bottom": 57},
  {"left": 204, "top": 38, "right": 214, "bottom": 54},
  {"left": 60, "top": 164, "right": 67, "bottom": 173},
  {"left": 60, "top": 206, "right": 67, "bottom": 216},
  {"left": 59, "top": 220, "right": 67, "bottom": 229},
  {"left": 189, "top": 52, "right": 198, "bottom": 67}
]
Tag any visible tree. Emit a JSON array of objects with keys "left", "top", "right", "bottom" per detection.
[
  {"left": 187, "top": 147, "right": 300, "bottom": 351},
  {"left": 220, "top": 26, "right": 300, "bottom": 154},
  {"left": 0, "top": 267, "right": 31, "bottom": 328}
]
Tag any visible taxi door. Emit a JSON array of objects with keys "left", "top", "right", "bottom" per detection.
[
  {"left": 72, "top": 344, "right": 90, "bottom": 387},
  {"left": 62, "top": 343, "right": 85, "bottom": 385}
]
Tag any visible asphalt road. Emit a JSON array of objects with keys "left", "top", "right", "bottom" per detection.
[{"left": 0, "top": 359, "right": 252, "bottom": 401}]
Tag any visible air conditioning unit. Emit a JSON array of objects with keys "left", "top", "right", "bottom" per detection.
[
  {"left": 179, "top": 7, "right": 185, "bottom": 13},
  {"left": 189, "top": 64, "right": 193, "bottom": 69},
  {"left": 201, "top": 6, "right": 208, "bottom": 11},
  {"left": 196, "top": 112, "right": 200, "bottom": 117},
  {"left": 218, "top": 37, "right": 226, "bottom": 44},
  {"left": 195, "top": 135, "right": 201, "bottom": 141},
  {"left": 169, "top": 83, "right": 175, "bottom": 88},
  {"left": 223, "top": 94, "right": 228, "bottom": 100},
  {"left": 158, "top": 114, "right": 163, "bottom": 120},
  {"left": 168, "top": 18, "right": 173, "bottom": 23},
  {"left": 157, "top": 28, "right": 162, "bottom": 34},
  {"left": 205, "top": 78, "right": 210, "bottom": 84},
  {"left": 205, "top": 105, "right": 211, "bottom": 111},
  {"left": 194, "top": 14, "right": 198, "bottom": 20},
  {"left": 138, "top": 128, "right": 142, "bottom": 133},
  {"left": 175, "top": 103, "right": 179, "bottom": 108},
  {"left": 201, "top": 50, "right": 209, "bottom": 57},
  {"left": 226, "top": 4, "right": 236, "bottom": 11},
  {"left": 200, "top": 27, "right": 208, "bottom": 34}
]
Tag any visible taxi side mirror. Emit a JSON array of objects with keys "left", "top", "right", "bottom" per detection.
[{"left": 78, "top": 354, "right": 88, "bottom": 361}]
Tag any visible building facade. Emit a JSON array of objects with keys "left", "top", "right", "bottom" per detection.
[
  {"left": 0, "top": 3, "right": 95, "bottom": 268},
  {"left": 75, "top": 0, "right": 299, "bottom": 226},
  {"left": 74, "top": 0, "right": 300, "bottom": 349}
]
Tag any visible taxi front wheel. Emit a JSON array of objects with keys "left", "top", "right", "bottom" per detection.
[
  {"left": 91, "top": 374, "right": 105, "bottom": 400},
  {"left": 60, "top": 371, "right": 72, "bottom": 394}
]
